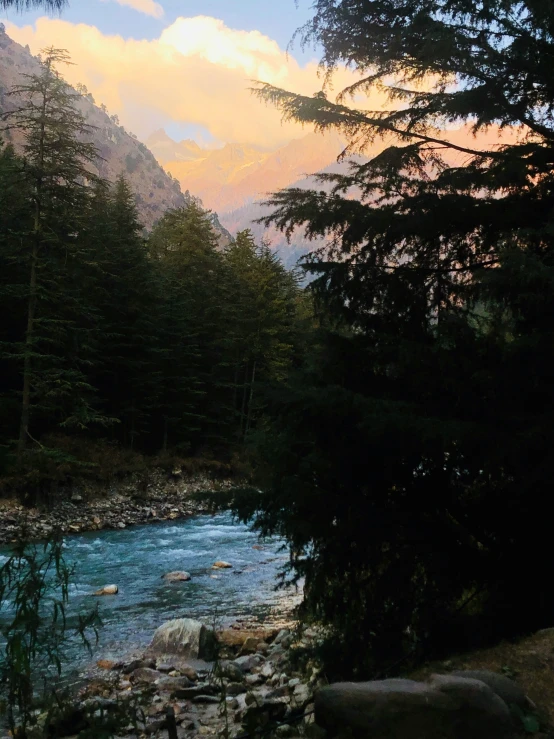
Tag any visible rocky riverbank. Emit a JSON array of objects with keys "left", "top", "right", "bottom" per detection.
[
  {"left": 0, "top": 468, "right": 233, "bottom": 545},
  {"left": 33, "top": 619, "right": 322, "bottom": 739}
]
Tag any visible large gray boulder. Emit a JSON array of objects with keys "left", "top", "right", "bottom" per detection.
[
  {"left": 149, "top": 618, "right": 217, "bottom": 660},
  {"left": 450, "top": 669, "right": 534, "bottom": 711},
  {"left": 315, "top": 675, "right": 515, "bottom": 739}
]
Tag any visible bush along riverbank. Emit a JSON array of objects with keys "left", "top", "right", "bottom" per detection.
[{"left": 0, "top": 468, "right": 233, "bottom": 545}]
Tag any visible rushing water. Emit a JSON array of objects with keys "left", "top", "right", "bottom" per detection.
[{"left": 0, "top": 512, "right": 300, "bottom": 671}]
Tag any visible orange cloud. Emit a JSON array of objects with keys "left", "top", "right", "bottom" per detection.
[{"left": 4, "top": 16, "right": 383, "bottom": 148}]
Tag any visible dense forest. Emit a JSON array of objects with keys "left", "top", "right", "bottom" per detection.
[{"left": 0, "top": 48, "right": 308, "bottom": 485}]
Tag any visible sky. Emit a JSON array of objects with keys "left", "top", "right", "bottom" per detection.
[{"left": 1, "top": 0, "right": 367, "bottom": 149}]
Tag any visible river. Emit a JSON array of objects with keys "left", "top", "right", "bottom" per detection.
[{"left": 0, "top": 512, "right": 300, "bottom": 672}]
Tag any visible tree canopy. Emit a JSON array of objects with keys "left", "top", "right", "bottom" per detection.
[{"left": 229, "top": 0, "right": 554, "bottom": 677}]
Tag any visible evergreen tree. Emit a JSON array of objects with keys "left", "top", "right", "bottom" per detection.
[
  {"left": 223, "top": 230, "right": 303, "bottom": 440},
  {"left": 84, "top": 176, "right": 158, "bottom": 449},
  {"left": 148, "top": 202, "right": 227, "bottom": 453},
  {"left": 1, "top": 48, "right": 103, "bottom": 455},
  {"left": 232, "top": 0, "right": 554, "bottom": 675}
]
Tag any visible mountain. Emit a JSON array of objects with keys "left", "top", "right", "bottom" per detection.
[
  {"left": 220, "top": 154, "right": 368, "bottom": 269},
  {"left": 0, "top": 27, "right": 226, "bottom": 240},
  {"left": 162, "top": 131, "right": 348, "bottom": 214},
  {"left": 145, "top": 129, "right": 204, "bottom": 164}
]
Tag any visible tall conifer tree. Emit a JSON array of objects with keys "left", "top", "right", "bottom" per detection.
[{"left": 1, "top": 48, "right": 102, "bottom": 454}]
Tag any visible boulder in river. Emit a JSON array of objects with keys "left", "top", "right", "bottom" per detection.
[
  {"left": 93, "top": 584, "right": 118, "bottom": 596},
  {"left": 162, "top": 571, "right": 191, "bottom": 582},
  {"left": 149, "top": 618, "right": 218, "bottom": 660},
  {"left": 315, "top": 675, "right": 516, "bottom": 739},
  {"left": 213, "top": 560, "right": 232, "bottom": 569}
]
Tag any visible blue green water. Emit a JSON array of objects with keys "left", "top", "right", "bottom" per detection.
[{"left": 0, "top": 513, "right": 299, "bottom": 668}]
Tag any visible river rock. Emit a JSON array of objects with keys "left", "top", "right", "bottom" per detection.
[
  {"left": 93, "top": 584, "right": 118, "bottom": 596},
  {"left": 213, "top": 560, "right": 232, "bottom": 569},
  {"left": 233, "top": 654, "right": 263, "bottom": 673},
  {"left": 130, "top": 667, "right": 163, "bottom": 684},
  {"left": 122, "top": 658, "right": 156, "bottom": 674},
  {"left": 155, "top": 675, "right": 193, "bottom": 692},
  {"left": 162, "top": 571, "right": 191, "bottom": 582},
  {"left": 218, "top": 661, "right": 245, "bottom": 682},
  {"left": 315, "top": 676, "right": 515, "bottom": 739},
  {"left": 96, "top": 659, "right": 118, "bottom": 670},
  {"left": 149, "top": 618, "right": 218, "bottom": 660},
  {"left": 226, "top": 682, "right": 248, "bottom": 696}
]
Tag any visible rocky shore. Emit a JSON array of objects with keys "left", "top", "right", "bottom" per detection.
[
  {"left": 34, "top": 619, "right": 322, "bottom": 739},
  {"left": 0, "top": 468, "right": 232, "bottom": 545},
  {"left": 32, "top": 616, "right": 551, "bottom": 739}
]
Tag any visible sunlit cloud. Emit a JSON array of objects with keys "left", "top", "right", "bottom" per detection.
[
  {"left": 104, "top": 0, "right": 164, "bottom": 19},
  {"left": 4, "top": 15, "right": 382, "bottom": 148}
]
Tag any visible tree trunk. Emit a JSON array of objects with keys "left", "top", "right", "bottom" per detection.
[
  {"left": 18, "top": 83, "right": 46, "bottom": 455},
  {"left": 245, "top": 360, "right": 257, "bottom": 436},
  {"left": 18, "top": 232, "right": 39, "bottom": 454}
]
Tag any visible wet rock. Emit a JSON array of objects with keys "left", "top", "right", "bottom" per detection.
[
  {"left": 130, "top": 667, "right": 163, "bottom": 684},
  {"left": 293, "top": 683, "right": 312, "bottom": 706},
  {"left": 162, "top": 571, "right": 192, "bottom": 582},
  {"left": 156, "top": 662, "right": 176, "bottom": 673},
  {"left": 117, "top": 522, "right": 126, "bottom": 529},
  {"left": 226, "top": 682, "right": 247, "bottom": 696},
  {"left": 233, "top": 654, "right": 263, "bottom": 674},
  {"left": 150, "top": 618, "right": 218, "bottom": 660},
  {"left": 96, "top": 659, "right": 118, "bottom": 670},
  {"left": 122, "top": 658, "right": 156, "bottom": 674},
  {"left": 156, "top": 675, "right": 193, "bottom": 692},
  {"left": 245, "top": 674, "right": 263, "bottom": 687},
  {"left": 173, "top": 684, "right": 219, "bottom": 699},
  {"left": 212, "top": 561, "right": 232, "bottom": 569},
  {"left": 261, "top": 662, "right": 276, "bottom": 679},
  {"left": 194, "top": 695, "right": 221, "bottom": 704},
  {"left": 218, "top": 661, "right": 244, "bottom": 682},
  {"left": 93, "top": 584, "right": 119, "bottom": 596},
  {"left": 242, "top": 698, "right": 288, "bottom": 732}
]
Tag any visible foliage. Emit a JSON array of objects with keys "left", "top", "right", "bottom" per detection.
[
  {"left": 225, "top": 0, "right": 554, "bottom": 677},
  {"left": 0, "top": 0, "right": 66, "bottom": 10},
  {"left": 0, "top": 47, "right": 307, "bottom": 486},
  {"left": 0, "top": 535, "right": 100, "bottom": 737}
]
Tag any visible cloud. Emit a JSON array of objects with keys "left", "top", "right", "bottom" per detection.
[
  {"left": 4, "top": 15, "right": 384, "bottom": 149},
  {"left": 104, "top": 0, "right": 164, "bottom": 19}
]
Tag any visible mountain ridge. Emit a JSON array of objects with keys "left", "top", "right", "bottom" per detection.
[{"left": 0, "top": 26, "right": 228, "bottom": 244}]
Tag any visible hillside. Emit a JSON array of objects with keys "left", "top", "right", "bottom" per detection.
[{"left": 0, "top": 27, "right": 208, "bottom": 233}]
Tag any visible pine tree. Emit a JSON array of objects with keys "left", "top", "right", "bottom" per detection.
[
  {"left": 223, "top": 230, "right": 303, "bottom": 440},
  {"left": 233, "top": 0, "right": 554, "bottom": 675},
  {"left": 1, "top": 48, "right": 103, "bottom": 455},
  {"left": 83, "top": 176, "right": 158, "bottom": 449},
  {"left": 148, "top": 202, "right": 227, "bottom": 453}
]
